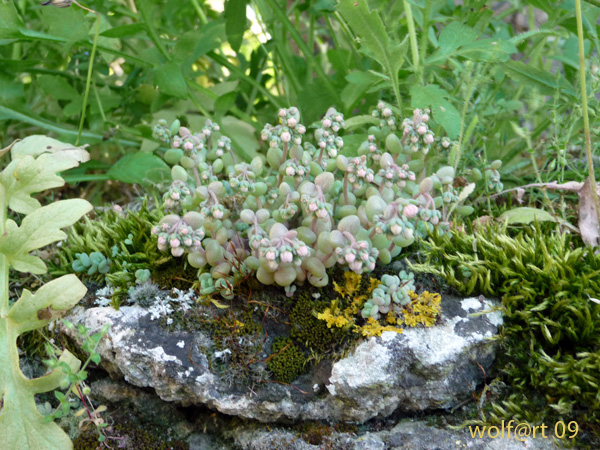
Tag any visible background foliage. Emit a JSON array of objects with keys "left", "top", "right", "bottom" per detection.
[{"left": 1, "top": 0, "right": 599, "bottom": 210}]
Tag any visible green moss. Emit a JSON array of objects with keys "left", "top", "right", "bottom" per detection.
[
  {"left": 151, "top": 259, "right": 199, "bottom": 290},
  {"left": 51, "top": 201, "right": 167, "bottom": 289},
  {"left": 290, "top": 291, "right": 352, "bottom": 354},
  {"left": 73, "top": 421, "right": 188, "bottom": 450},
  {"left": 267, "top": 337, "right": 307, "bottom": 384},
  {"left": 413, "top": 223, "right": 600, "bottom": 447}
]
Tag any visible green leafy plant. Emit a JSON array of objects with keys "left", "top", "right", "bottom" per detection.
[{"left": 0, "top": 136, "right": 93, "bottom": 450}]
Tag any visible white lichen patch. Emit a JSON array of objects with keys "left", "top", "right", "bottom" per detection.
[
  {"left": 146, "top": 346, "right": 182, "bottom": 365},
  {"left": 327, "top": 337, "right": 392, "bottom": 394},
  {"left": 461, "top": 297, "right": 482, "bottom": 311},
  {"left": 401, "top": 316, "right": 467, "bottom": 366},
  {"left": 461, "top": 297, "right": 503, "bottom": 327}
]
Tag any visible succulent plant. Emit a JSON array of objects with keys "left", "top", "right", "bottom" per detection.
[
  {"left": 362, "top": 270, "right": 415, "bottom": 319},
  {"left": 71, "top": 252, "right": 110, "bottom": 275},
  {"left": 149, "top": 104, "right": 481, "bottom": 298}
]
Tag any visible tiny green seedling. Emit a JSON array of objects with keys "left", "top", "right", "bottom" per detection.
[{"left": 0, "top": 136, "right": 93, "bottom": 450}]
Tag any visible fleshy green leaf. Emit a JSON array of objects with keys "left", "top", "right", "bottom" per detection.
[{"left": 0, "top": 200, "right": 93, "bottom": 274}]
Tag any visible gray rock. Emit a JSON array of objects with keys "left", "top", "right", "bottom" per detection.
[
  {"left": 63, "top": 295, "right": 503, "bottom": 423},
  {"left": 227, "top": 420, "right": 569, "bottom": 450}
]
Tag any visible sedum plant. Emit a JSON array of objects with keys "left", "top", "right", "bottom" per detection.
[
  {"left": 0, "top": 136, "right": 93, "bottom": 450},
  {"left": 150, "top": 104, "right": 486, "bottom": 298}
]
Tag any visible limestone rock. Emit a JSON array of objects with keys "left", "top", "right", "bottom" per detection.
[{"left": 63, "top": 295, "right": 502, "bottom": 423}]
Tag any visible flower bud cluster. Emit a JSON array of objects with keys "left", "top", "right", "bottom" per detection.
[
  {"left": 372, "top": 101, "right": 399, "bottom": 130},
  {"left": 172, "top": 127, "right": 204, "bottom": 154},
  {"left": 215, "top": 136, "right": 231, "bottom": 157},
  {"left": 164, "top": 180, "right": 191, "bottom": 209},
  {"left": 261, "top": 107, "right": 307, "bottom": 149},
  {"left": 378, "top": 157, "right": 416, "bottom": 189},
  {"left": 153, "top": 119, "right": 172, "bottom": 144},
  {"left": 486, "top": 168, "right": 503, "bottom": 193},
  {"left": 335, "top": 233, "right": 378, "bottom": 274},
  {"left": 282, "top": 158, "right": 311, "bottom": 182},
  {"left": 315, "top": 109, "right": 345, "bottom": 160},
  {"left": 278, "top": 201, "right": 298, "bottom": 220},
  {"left": 402, "top": 108, "right": 435, "bottom": 154},
  {"left": 366, "top": 135, "right": 383, "bottom": 161},
  {"left": 152, "top": 220, "right": 204, "bottom": 257},
  {"left": 258, "top": 233, "right": 310, "bottom": 271},
  {"left": 201, "top": 203, "right": 227, "bottom": 220},
  {"left": 301, "top": 193, "right": 332, "bottom": 221},
  {"left": 229, "top": 163, "right": 257, "bottom": 194},
  {"left": 346, "top": 155, "right": 374, "bottom": 189}
]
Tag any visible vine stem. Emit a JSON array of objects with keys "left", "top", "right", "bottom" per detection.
[
  {"left": 74, "top": 1, "right": 100, "bottom": 146},
  {"left": 575, "top": 0, "right": 600, "bottom": 228}
]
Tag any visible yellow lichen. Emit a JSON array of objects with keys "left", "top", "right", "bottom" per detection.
[
  {"left": 317, "top": 309, "right": 351, "bottom": 329},
  {"left": 333, "top": 271, "right": 362, "bottom": 298},
  {"left": 402, "top": 291, "right": 442, "bottom": 328},
  {"left": 319, "top": 272, "right": 442, "bottom": 337},
  {"left": 357, "top": 318, "right": 403, "bottom": 337}
]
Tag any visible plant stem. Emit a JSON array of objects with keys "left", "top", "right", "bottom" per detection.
[
  {"left": 139, "top": 0, "right": 171, "bottom": 62},
  {"left": 263, "top": 0, "right": 341, "bottom": 106},
  {"left": 418, "top": 0, "right": 431, "bottom": 72},
  {"left": 403, "top": 0, "right": 419, "bottom": 74},
  {"left": 190, "top": 0, "right": 208, "bottom": 24},
  {"left": 453, "top": 64, "right": 482, "bottom": 171},
  {"left": 75, "top": 2, "right": 100, "bottom": 145},
  {"left": 575, "top": 0, "right": 600, "bottom": 228},
  {"left": 208, "top": 51, "right": 285, "bottom": 108},
  {"left": 0, "top": 185, "right": 6, "bottom": 318}
]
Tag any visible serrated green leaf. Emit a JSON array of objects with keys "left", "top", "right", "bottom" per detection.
[
  {"left": 410, "top": 85, "right": 461, "bottom": 139},
  {"left": 107, "top": 152, "right": 170, "bottom": 186},
  {"left": 497, "top": 207, "right": 560, "bottom": 225},
  {"left": 0, "top": 200, "right": 93, "bottom": 274},
  {"left": 1, "top": 137, "right": 90, "bottom": 214},
  {"left": 338, "top": 0, "right": 407, "bottom": 78},
  {"left": 438, "top": 22, "right": 479, "bottom": 54},
  {"left": 154, "top": 62, "right": 188, "bottom": 99},
  {"left": 7, "top": 275, "right": 87, "bottom": 334},
  {"left": 37, "top": 75, "right": 80, "bottom": 101},
  {"left": 41, "top": 5, "right": 89, "bottom": 48},
  {"left": 502, "top": 61, "right": 577, "bottom": 97},
  {"left": 0, "top": 348, "right": 80, "bottom": 450},
  {"left": 99, "top": 23, "right": 146, "bottom": 38},
  {"left": 225, "top": 0, "right": 248, "bottom": 53}
]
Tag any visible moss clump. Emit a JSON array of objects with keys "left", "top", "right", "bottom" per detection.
[
  {"left": 151, "top": 259, "right": 198, "bottom": 290},
  {"left": 73, "top": 422, "right": 188, "bottom": 450},
  {"left": 267, "top": 337, "right": 307, "bottom": 384},
  {"left": 413, "top": 223, "right": 600, "bottom": 447},
  {"left": 289, "top": 292, "right": 351, "bottom": 354}
]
